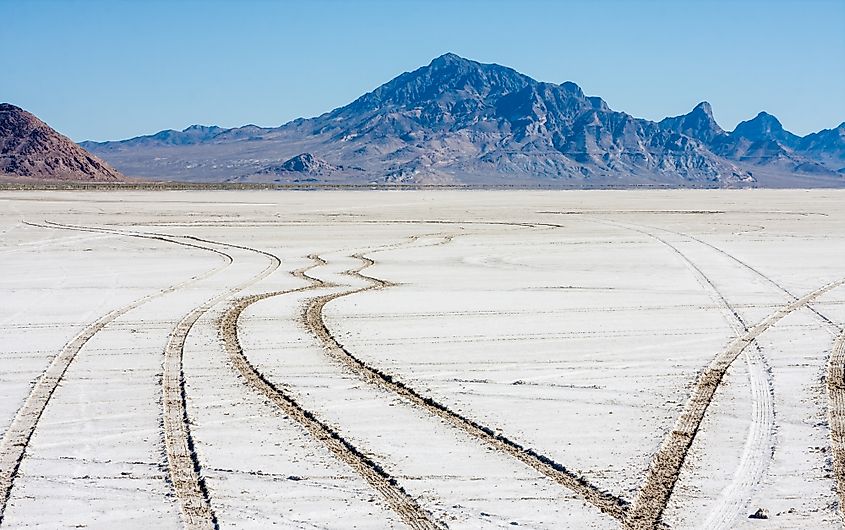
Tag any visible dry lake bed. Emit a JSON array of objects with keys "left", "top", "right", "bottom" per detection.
[{"left": 1, "top": 189, "right": 844, "bottom": 529}]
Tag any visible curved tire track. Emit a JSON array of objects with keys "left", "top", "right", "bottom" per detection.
[
  {"left": 161, "top": 235, "right": 280, "bottom": 530},
  {"left": 648, "top": 225, "right": 845, "bottom": 521},
  {"left": 616, "top": 220, "right": 845, "bottom": 525},
  {"left": 220, "top": 255, "right": 445, "bottom": 529},
  {"left": 303, "top": 238, "right": 630, "bottom": 522},
  {"left": 623, "top": 277, "right": 845, "bottom": 530},
  {"left": 0, "top": 221, "right": 231, "bottom": 525},
  {"left": 595, "top": 219, "right": 777, "bottom": 529},
  {"left": 37, "top": 221, "right": 285, "bottom": 530},
  {"left": 698, "top": 346, "right": 774, "bottom": 530}
]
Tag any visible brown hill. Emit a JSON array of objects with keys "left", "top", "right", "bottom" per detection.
[{"left": 0, "top": 103, "right": 124, "bottom": 182}]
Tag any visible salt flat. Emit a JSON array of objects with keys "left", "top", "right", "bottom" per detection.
[{"left": 0, "top": 189, "right": 843, "bottom": 529}]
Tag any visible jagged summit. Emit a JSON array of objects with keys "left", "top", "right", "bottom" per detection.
[
  {"left": 430, "top": 52, "right": 465, "bottom": 65},
  {"left": 734, "top": 111, "right": 788, "bottom": 136},
  {"left": 0, "top": 103, "right": 124, "bottom": 182},
  {"left": 343, "top": 52, "right": 535, "bottom": 116},
  {"left": 183, "top": 124, "right": 220, "bottom": 132},
  {"left": 730, "top": 111, "right": 801, "bottom": 152},
  {"left": 659, "top": 101, "right": 725, "bottom": 144},
  {"left": 795, "top": 121, "right": 845, "bottom": 172},
  {"left": 693, "top": 101, "right": 714, "bottom": 117}
]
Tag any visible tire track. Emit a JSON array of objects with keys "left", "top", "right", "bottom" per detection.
[
  {"left": 0, "top": 221, "right": 231, "bottom": 525},
  {"left": 828, "top": 331, "right": 845, "bottom": 522},
  {"left": 219, "top": 256, "right": 445, "bottom": 529},
  {"left": 698, "top": 346, "right": 774, "bottom": 530},
  {"left": 653, "top": 225, "right": 841, "bottom": 333},
  {"left": 594, "top": 221, "right": 746, "bottom": 332},
  {"left": 653, "top": 226, "right": 845, "bottom": 518},
  {"left": 161, "top": 235, "right": 280, "bottom": 530},
  {"left": 114, "top": 219, "right": 551, "bottom": 230},
  {"left": 623, "top": 276, "right": 845, "bottom": 530},
  {"left": 545, "top": 214, "right": 845, "bottom": 525},
  {"left": 302, "top": 238, "right": 631, "bottom": 522},
  {"left": 593, "top": 219, "right": 778, "bottom": 529},
  {"left": 618, "top": 221, "right": 845, "bottom": 524},
  {"left": 38, "top": 221, "right": 284, "bottom": 529}
]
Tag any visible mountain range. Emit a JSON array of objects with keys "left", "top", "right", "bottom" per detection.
[{"left": 67, "top": 53, "right": 845, "bottom": 187}]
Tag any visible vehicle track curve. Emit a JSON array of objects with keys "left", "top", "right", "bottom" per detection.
[
  {"left": 219, "top": 254, "right": 445, "bottom": 529},
  {"left": 0, "top": 221, "right": 231, "bottom": 525}
]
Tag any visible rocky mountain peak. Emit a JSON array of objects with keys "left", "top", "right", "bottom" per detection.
[
  {"left": 1, "top": 103, "right": 32, "bottom": 124},
  {"left": 659, "top": 101, "right": 725, "bottom": 143},
  {"left": 736, "top": 112, "right": 789, "bottom": 137},
  {"left": 182, "top": 124, "right": 223, "bottom": 134},
  {"left": 737, "top": 111, "right": 784, "bottom": 133},
  {"left": 343, "top": 53, "right": 534, "bottom": 115},
  {"left": 430, "top": 52, "right": 465, "bottom": 66},
  {"left": 692, "top": 101, "right": 714, "bottom": 117},
  {"left": 732, "top": 111, "right": 798, "bottom": 147},
  {"left": 796, "top": 121, "right": 845, "bottom": 170}
]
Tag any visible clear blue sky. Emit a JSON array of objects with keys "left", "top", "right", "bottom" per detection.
[{"left": 2, "top": 0, "right": 843, "bottom": 141}]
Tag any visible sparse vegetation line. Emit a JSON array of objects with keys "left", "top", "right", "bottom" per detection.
[{"left": 219, "top": 255, "right": 445, "bottom": 529}]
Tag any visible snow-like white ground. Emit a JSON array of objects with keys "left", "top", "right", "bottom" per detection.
[{"left": 0, "top": 190, "right": 843, "bottom": 529}]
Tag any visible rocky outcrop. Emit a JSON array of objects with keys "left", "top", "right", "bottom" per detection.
[{"left": 259, "top": 153, "right": 340, "bottom": 175}]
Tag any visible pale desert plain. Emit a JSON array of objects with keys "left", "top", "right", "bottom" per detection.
[{"left": 1, "top": 189, "right": 844, "bottom": 530}]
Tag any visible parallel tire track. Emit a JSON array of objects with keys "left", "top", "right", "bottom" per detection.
[
  {"left": 161, "top": 235, "right": 280, "bottom": 530},
  {"left": 39, "top": 221, "right": 285, "bottom": 529},
  {"left": 598, "top": 219, "right": 777, "bottom": 528},
  {"left": 620, "top": 221, "right": 845, "bottom": 523},
  {"left": 303, "top": 241, "right": 630, "bottom": 522},
  {"left": 0, "top": 221, "right": 231, "bottom": 525},
  {"left": 220, "top": 256, "right": 445, "bottom": 530},
  {"left": 624, "top": 277, "right": 845, "bottom": 530},
  {"left": 699, "top": 346, "right": 774, "bottom": 530}
]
